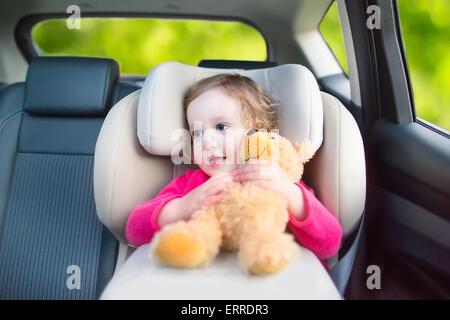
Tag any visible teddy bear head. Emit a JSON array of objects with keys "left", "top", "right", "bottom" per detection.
[{"left": 241, "top": 130, "right": 315, "bottom": 182}]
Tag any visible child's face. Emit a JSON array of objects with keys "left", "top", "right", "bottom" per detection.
[{"left": 186, "top": 87, "right": 248, "bottom": 177}]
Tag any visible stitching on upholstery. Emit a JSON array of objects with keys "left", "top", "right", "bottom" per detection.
[
  {"left": 23, "top": 70, "right": 31, "bottom": 110},
  {"left": 0, "top": 111, "right": 22, "bottom": 239},
  {"left": 18, "top": 151, "right": 92, "bottom": 156},
  {"left": 147, "top": 66, "right": 161, "bottom": 150},
  {"left": 107, "top": 91, "right": 140, "bottom": 238},
  {"left": 106, "top": 98, "right": 125, "bottom": 233},
  {"left": 0, "top": 110, "right": 21, "bottom": 133},
  {"left": 100, "top": 63, "right": 106, "bottom": 109},
  {"left": 101, "top": 62, "right": 110, "bottom": 110}
]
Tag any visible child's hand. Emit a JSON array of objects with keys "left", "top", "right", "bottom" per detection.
[
  {"left": 232, "top": 161, "right": 306, "bottom": 220},
  {"left": 158, "top": 173, "right": 236, "bottom": 227},
  {"left": 232, "top": 161, "right": 290, "bottom": 193},
  {"left": 180, "top": 173, "right": 236, "bottom": 219}
]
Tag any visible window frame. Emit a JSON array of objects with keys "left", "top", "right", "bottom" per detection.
[
  {"left": 318, "top": 0, "right": 349, "bottom": 77},
  {"left": 393, "top": 0, "right": 450, "bottom": 137},
  {"left": 15, "top": 13, "right": 270, "bottom": 66}
]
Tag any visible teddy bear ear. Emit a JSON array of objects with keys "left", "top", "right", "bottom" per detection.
[
  {"left": 294, "top": 140, "right": 315, "bottom": 164},
  {"left": 246, "top": 128, "right": 258, "bottom": 136}
]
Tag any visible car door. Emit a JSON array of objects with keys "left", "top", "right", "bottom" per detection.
[{"left": 339, "top": 0, "right": 450, "bottom": 299}]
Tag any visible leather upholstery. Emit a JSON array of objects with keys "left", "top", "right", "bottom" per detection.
[
  {"left": 24, "top": 57, "right": 119, "bottom": 116},
  {"left": 0, "top": 57, "right": 139, "bottom": 299}
]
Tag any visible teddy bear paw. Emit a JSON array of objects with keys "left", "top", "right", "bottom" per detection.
[
  {"left": 248, "top": 257, "right": 289, "bottom": 275},
  {"left": 240, "top": 233, "right": 295, "bottom": 275},
  {"left": 155, "top": 232, "right": 208, "bottom": 268}
]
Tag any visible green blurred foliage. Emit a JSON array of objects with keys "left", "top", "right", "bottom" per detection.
[
  {"left": 33, "top": 3, "right": 450, "bottom": 131},
  {"left": 32, "top": 18, "right": 267, "bottom": 76},
  {"left": 397, "top": 0, "right": 450, "bottom": 131},
  {"left": 320, "top": 0, "right": 450, "bottom": 131},
  {"left": 320, "top": 2, "right": 348, "bottom": 74}
]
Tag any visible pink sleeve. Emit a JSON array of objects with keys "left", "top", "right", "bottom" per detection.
[
  {"left": 125, "top": 172, "right": 191, "bottom": 247},
  {"left": 287, "top": 180, "right": 343, "bottom": 259}
]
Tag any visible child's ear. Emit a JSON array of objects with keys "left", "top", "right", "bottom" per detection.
[{"left": 294, "top": 140, "right": 314, "bottom": 164}]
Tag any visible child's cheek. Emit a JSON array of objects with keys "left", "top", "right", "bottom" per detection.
[
  {"left": 225, "top": 129, "right": 246, "bottom": 165},
  {"left": 192, "top": 139, "right": 203, "bottom": 165}
]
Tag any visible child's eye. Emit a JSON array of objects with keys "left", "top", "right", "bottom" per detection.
[
  {"left": 192, "top": 130, "right": 202, "bottom": 138},
  {"left": 216, "top": 123, "right": 230, "bottom": 132}
]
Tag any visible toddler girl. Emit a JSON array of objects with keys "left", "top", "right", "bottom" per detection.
[{"left": 126, "top": 73, "right": 342, "bottom": 266}]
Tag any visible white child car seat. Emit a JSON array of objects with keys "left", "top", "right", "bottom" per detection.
[{"left": 93, "top": 61, "right": 366, "bottom": 298}]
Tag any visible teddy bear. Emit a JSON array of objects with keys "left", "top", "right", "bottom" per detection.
[{"left": 152, "top": 130, "right": 314, "bottom": 275}]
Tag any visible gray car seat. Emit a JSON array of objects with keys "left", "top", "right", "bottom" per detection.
[{"left": 0, "top": 57, "right": 138, "bottom": 299}]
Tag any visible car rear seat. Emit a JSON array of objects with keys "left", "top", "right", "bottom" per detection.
[{"left": 0, "top": 57, "right": 139, "bottom": 299}]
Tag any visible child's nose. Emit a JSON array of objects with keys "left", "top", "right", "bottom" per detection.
[
  {"left": 202, "top": 130, "right": 220, "bottom": 150},
  {"left": 203, "top": 136, "right": 217, "bottom": 150}
]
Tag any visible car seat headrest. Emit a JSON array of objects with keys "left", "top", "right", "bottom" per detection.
[
  {"left": 24, "top": 57, "right": 119, "bottom": 116},
  {"left": 137, "top": 61, "right": 323, "bottom": 157}
]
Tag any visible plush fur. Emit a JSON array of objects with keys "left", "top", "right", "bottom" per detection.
[{"left": 152, "top": 131, "right": 314, "bottom": 275}]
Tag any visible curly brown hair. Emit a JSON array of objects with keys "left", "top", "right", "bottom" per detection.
[{"left": 183, "top": 73, "right": 278, "bottom": 130}]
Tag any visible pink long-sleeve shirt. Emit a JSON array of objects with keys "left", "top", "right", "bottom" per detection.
[{"left": 126, "top": 169, "right": 342, "bottom": 263}]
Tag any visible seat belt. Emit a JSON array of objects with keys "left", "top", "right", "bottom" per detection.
[{"left": 330, "top": 213, "right": 365, "bottom": 296}]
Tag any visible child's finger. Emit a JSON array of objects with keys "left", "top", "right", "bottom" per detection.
[
  {"left": 235, "top": 167, "right": 270, "bottom": 177},
  {"left": 204, "top": 175, "right": 233, "bottom": 188},
  {"left": 252, "top": 180, "right": 272, "bottom": 190},
  {"left": 209, "top": 173, "right": 233, "bottom": 183},
  {"left": 207, "top": 180, "right": 235, "bottom": 195},
  {"left": 233, "top": 171, "right": 269, "bottom": 182},
  {"left": 233, "top": 163, "right": 269, "bottom": 175},
  {"left": 209, "top": 172, "right": 232, "bottom": 181},
  {"left": 204, "top": 195, "right": 223, "bottom": 206},
  {"left": 211, "top": 178, "right": 235, "bottom": 191},
  {"left": 234, "top": 166, "right": 271, "bottom": 178}
]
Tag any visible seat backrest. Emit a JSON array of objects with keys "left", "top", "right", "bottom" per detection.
[
  {"left": 0, "top": 57, "right": 139, "bottom": 299},
  {"left": 94, "top": 61, "right": 366, "bottom": 251},
  {"left": 0, "top": 82, "right": 7, "bottom": 92}
]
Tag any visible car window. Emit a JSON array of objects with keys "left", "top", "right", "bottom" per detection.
[
  {"left": 397, "top": 0, "right": 450, "bottom": 131},
  {"left": 320, "top": 1, "right": 348, "bottom": 74},
  {"left": 31, "top": 18, "right": 267, "bottom": 76}
]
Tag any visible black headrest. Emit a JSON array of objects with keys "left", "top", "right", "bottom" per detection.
[
  {"left": 24, "top": 57, "right": 119, "bottom": 116},
  {"left": 198, "top": 59, "right": 277, "bottom": 70}
]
